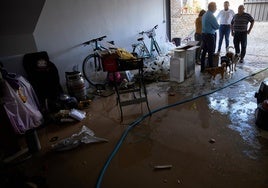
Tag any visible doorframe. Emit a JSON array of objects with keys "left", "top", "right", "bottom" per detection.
[{"left": 166, "top": 0, "right": 171, "bottom": 41}]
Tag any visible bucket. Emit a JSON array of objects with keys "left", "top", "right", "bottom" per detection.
[
  {"left": 172, "top": 38, "right": 181, "bottom": 47},
  {"left": 65, "top": 71, "right": 87, "bottom": 101}
]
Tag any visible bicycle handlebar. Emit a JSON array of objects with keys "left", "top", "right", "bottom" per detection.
[
  {"left": 82, "top": 35, "right": 107, "bottom": 45},
  {"left": 139, "top": 25, "right": 158, "bottom": 35}
]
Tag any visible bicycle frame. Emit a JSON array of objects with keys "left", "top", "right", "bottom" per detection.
[
  {"left": 82, "top": 36, "right": 113, "bottom": 89},
  {"left": 149, "top": 35, "right": 161, "bottom": 57},
  {"left": 132, "top": 25, "right": 162, "bottom": 59}
]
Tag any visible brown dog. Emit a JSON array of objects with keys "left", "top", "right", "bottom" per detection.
[{"left": 205, "top": 62, "right": 226, "bottom": 80}]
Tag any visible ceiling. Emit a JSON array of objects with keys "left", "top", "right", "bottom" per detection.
[{"left": 0, "top": 0, "right": 45, "bottom": 35}]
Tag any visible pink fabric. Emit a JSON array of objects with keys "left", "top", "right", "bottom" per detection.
[{"left": 2, "top": 76, "right": 43, "bottom": 134}]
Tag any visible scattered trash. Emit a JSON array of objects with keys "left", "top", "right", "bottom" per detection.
[
  {"left": 154, "top": 164, "right": 173, "bottom": 170},
  {"left": 51, "top": 125, "right": 108, "bottom": 151},
  {"left": 190, "top": 102, "right": 197, "bottom": 110},
  {"left": 119, "top": 79, "right": 135, "bottom": 90},
  {"left": 58, "top": 94, "right": 78, "bottom": 110},
  {"left": 69, "top": 109, "right": 86, "bottom": 121},
  {"left": 143, "top": 56, "right": 170, "bottom": 76},
  {"left": 94, "top": 89, "right": 115, "bottom": 97},
  {"left": 177, "top": 179, "right": 182, "bottom": 184},
  {"left": 51, "top": 110, "right": 76, "bottom": 124},
  {"left": 209, "top": 138, "right": 216, "bottom": 144},
  {"left": 49, "top": 136, "right": 58, "bottom": 142},
  {"left": 167, "top": 86, "right": 176, "bottom": 96},
  {"left": 78, "top": 99, "right": 91, "bottom": 109},
  {"left": 143, "top": 55, "right": 170, "bottom": 82}
]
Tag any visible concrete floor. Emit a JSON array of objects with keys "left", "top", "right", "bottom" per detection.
[{"left": 3, "top": 22, "right": 268, "bottom": 188}]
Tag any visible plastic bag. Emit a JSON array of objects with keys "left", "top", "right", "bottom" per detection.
[
  {"left": 51, "top": 125, "right": 108, "bottom": 151},
  {"left": 2, "top": 76, "right": 43, "bottom": 134},
  {"left": 69, "top": 109, "right": 86, "bottom": 121}
]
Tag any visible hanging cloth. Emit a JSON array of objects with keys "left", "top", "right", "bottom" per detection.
[{"left": 2, "top": 75, "right": 43, "bottom": 134}]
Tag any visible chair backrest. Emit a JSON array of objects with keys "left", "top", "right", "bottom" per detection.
[{"left": 23, "top": 51, "right": 63, "bottom": 105}]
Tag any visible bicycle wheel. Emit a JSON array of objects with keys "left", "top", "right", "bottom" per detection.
[
  {"left": 133, "top": 43, "right": 150, "bottom": 58},
  {"left": 82, "top": 54, "right": 108, "bottom": 87}
]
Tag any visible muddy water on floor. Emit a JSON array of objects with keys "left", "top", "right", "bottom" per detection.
[
  {"left": 103, "top": 94, "right": 268, "bottom": 188},
  {"left": 9, "top": 62, "right": 268, "bottom": 188},
  {"left": 207, "top": 72, "right": 268, "bottom": 161}
]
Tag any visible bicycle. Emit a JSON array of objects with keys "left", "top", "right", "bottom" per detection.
[
  {"left": 132, "top": 25, "right": 162, "bottom": 59},
  {"left": 82, "top": 36, "right": 116, "bottom": 91}
]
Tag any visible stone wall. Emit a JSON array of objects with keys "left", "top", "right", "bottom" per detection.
[
  {"left": 171, "top": 14, "right": 197, "bottom": 42},
  {"left": 170, "top": 0, "right": 198, "bottom": 42}
]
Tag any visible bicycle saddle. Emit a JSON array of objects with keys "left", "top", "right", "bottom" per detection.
[{"left": 137, "top": 37, "right": 144, "bottom": 41}]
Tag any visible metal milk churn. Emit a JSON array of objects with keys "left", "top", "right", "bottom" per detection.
[{"left": 65, "top": 71, "right": 87, "bottom": 101}]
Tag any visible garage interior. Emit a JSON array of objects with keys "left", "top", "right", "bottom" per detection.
[{"left": 1, "top": 0, "right": 268, "bottom": 188}]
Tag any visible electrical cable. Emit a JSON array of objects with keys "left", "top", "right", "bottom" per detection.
[{"left": 95, "top": 66, "right": 268, "bottom": 188}]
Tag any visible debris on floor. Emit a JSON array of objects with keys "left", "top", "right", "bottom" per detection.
[
  {"left": 78, "top": 99, "right": 91, "bottom": 109},
  {"left": 50, "top": 108, "right": 86, "bottom": 123},
  {"left": 51, "top": 110, "right": 76, "bottom": 123},
  {"left": 153, "top": 164, "right": 173, "bottom": 170},
  {"left": 167, "top": 86, "right": 176, "bottom": 96},
  {"left": 69, "top": 109, "right": 86, "bottom": 121},
  {"left": 51, "top": 125, "right": 108, "bottom": 151},
  {"left": 209, "top": 138, "right": 216, "bottom": 144},
  {"left": 49, "top": 136, "right": 58, "bottom": 142},
  {"left": 142, "top": 55, "right": 170, "bottom": 83}
]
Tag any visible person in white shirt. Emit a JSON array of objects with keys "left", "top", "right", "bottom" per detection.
[{"left": 216, "top": 1, "right": 235, "bottom": 53}]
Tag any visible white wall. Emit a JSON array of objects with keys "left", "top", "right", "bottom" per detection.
[{"left": 33, "top": 0, "right": 167, "bottom": 86}]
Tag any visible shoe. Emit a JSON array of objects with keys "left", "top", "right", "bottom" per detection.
[{"left": 240, "top": 59, "right": 244, "bottom": 63}]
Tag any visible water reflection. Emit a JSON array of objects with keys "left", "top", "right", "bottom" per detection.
[{"left": 207, "top": 82, "right": 261, "bottom": 150}]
